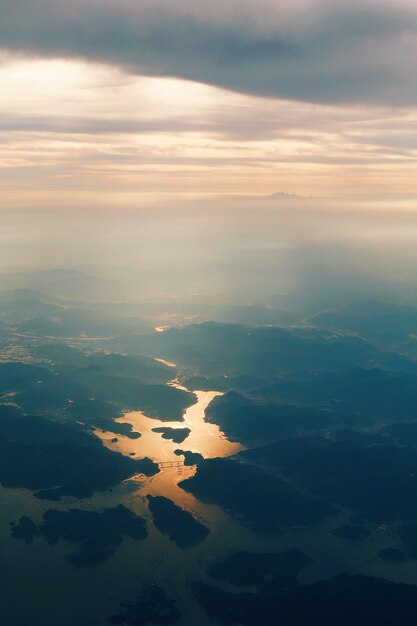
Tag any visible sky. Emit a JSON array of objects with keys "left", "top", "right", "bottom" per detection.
[
  {"left": 1, "top": 0, "right": 417, "bottom": 305},
  {"left": 1, "top": 0, "right": 417, "bottom": 209}
]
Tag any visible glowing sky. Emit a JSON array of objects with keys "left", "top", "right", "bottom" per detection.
[{"left": 1, "top": 0, "right": 417, "bottom": 208}]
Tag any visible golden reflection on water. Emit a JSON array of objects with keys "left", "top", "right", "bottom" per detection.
[
  {"left": 4, "top": 379, "right": 414, "bottom": 626},
  {"left": 94, "top": 384, "right": 243, "bottom": 505}
]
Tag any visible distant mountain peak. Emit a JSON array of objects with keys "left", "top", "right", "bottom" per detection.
[{"left": 269, "top": 192, "right": 302, "bottom": 199}]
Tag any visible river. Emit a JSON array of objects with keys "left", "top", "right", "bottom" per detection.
[{"left": 1, "top": 368, "right": 413, "bottom": 625}]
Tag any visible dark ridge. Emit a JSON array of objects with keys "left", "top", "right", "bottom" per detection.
[
  {"left": 147, "top": 495, "right": 209, "bottom": 548},
  {"left": 11, "top": 505, "right": 147, "bottom": 567}
]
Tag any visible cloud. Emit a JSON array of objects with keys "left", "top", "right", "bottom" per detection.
[
  {"left": 1, "top": 0, "right": 417, "bottom": 105},
  {"left": 1, "top": 54, "right": 417, "bottom": 209}
]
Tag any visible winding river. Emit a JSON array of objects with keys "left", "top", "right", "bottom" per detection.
[
  {"left": 1, "top": 363, "right": 409, "bottom": 626},
  {"left": 94, "top": 372, "right": 242, "bottom": 519}
]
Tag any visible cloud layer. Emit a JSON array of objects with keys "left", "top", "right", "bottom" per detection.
[
  {"left": 1, "top": 0, "right": 417, "bottom": 105},
  {"left": 1, "top": 57, "right": 417, "bottom": 208}
]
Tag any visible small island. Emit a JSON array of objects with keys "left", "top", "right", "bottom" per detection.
[
  {"left": 151, "top": 427, "right": 191, "bottom": 444},
  {"left": 11, "top": 505, "right": 148, "bottom": 567},
  {"left": 147, "top": 495, "right": 209, "bottom": 548},
  {"left": 208, "top": 549, "right": 313, "bottom": 590},
  {"left": 174, "top": 449, "right": 204, "bottom": 465},
  {"left": 379, "top": 547, "right": 408, "bottom": 561}
]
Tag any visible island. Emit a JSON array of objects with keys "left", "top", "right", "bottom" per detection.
[
  {"left": 147, "top": 495, "right": 209, "bottom": 548},
  {"left": 151, "top": 427, "right": 191, "bottom": 444},
  {"left": 11, "top": 505, "right": 148, "bottom": 567}
]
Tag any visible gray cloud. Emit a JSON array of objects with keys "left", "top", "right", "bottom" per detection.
[{"left": 1, "top": 0, "right": 417, "bottom": 105}]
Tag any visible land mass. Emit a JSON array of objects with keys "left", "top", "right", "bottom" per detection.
[
  {"left": 152, "top": 427, "right": 191, "bottom": 444},
  {"left": 11, "top": 505, "right": 147, "bottom": 567},
  {"left": 147, "top": 495, "right": 209, "bottom": 548}
]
